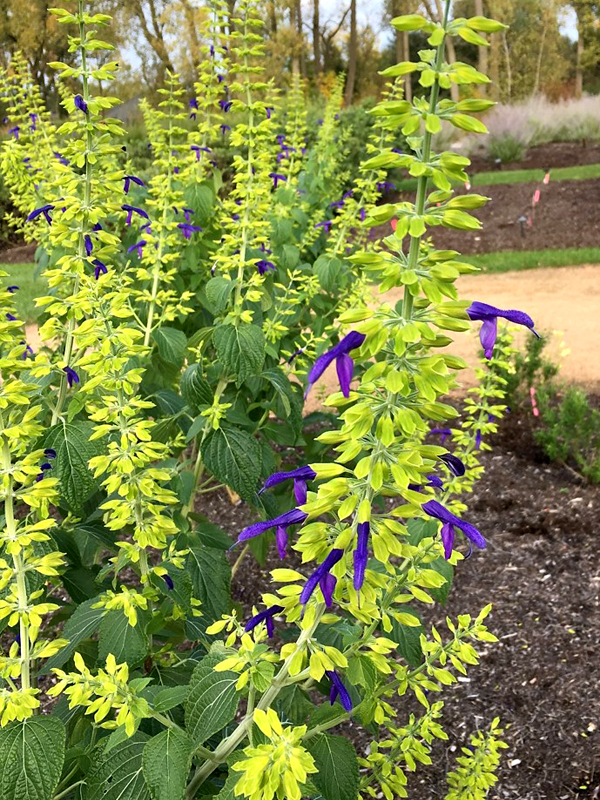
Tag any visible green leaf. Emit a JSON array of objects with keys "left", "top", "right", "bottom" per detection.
[
  {"left": 313, "top": 254, "right": 344, "bottom": 293},
  {"left": 214, "top": 324, "right": 265, "bottom": 384},
  {"left": 200, "top": 426, "right": 262, "bottom": 501},
  {"left": 184, "top": 182, "right": 215, "bottom": 224},
  {"left": 346, "top": 654, "right": 377, "bottom": 693},
  {"left": 429, "top": 557, "right": 454, "bottom": 605},
  {"left": 152, "top": 327, "right": 188, "bottom": 368},
  {"left": 98, "top": 609, "right": 148, "bottom": 666},
  {"left": 306, "top": 734, "right": 359, "bottom": 800},
  {"left": 188, "top": 514, "right": 233, "bottom": 550},
  {"left": 185, "top": 543, "right": 231, "bottom": 630},
  {"left": 40, "top": 421, "right": 104, "bottom": 511},
  {"left": 86, "top": 734, "right": 151, "bottom": 800},
  {"left": 42, "top": 597, "right": 104, "bottom": 671},
  {"left": 390, "top": 13, "right": 430, "bottom": 30},
  {"left": 0, "top": 717, "right": 65, "bottom": 800},
  {"left": 389, "top": 606, "right": 424, "bottom": 668},
  {"left": 181, "top": 364, "right": 213, "bottom": 408},
  {"left": 205, "top": 277, "right": 234, "bottom": 315},
  {"left": 261, "top": 368, "right": 300, "bottom": 419},
  {"left": 150, "top": 686, "right": 189, "bottom": 713},
  {"left": 185, "top": 654, "right": 240, "bottom": 746},
  {"left": 142, "top": 729, "right": 193, "bottom": 800}
]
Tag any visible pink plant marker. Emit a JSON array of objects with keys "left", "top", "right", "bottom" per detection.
[
  {"left": 530, "top": 386, "right": 540, "bottom": 417},
  {"left": 543, "top": 172, "right": 550, "bottom": 185},
  {"left": 391, "top": 218, "right": 398, "bottom": 231},
  {"left": 533, "top": 189, "right": 541, "bottom": 205},
  {"left": 465, "top": 180, "right": 471, "bottom": 190}
]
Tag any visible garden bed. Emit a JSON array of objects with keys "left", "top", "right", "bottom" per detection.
[
  {"left": 198, "top": 411, "right": 600, "bottom": 799},
  {"left": 468, "top": 141, "right": 600, "bottom": 172}
]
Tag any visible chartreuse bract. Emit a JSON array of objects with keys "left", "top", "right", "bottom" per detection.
[{"left": 0, "top": 1, "right": 537, "bottom": 798}]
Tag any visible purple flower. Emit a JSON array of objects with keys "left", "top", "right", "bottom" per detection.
[
  {"left": 219, "top": 98, "right": 232, "bottom": 113},
  {"left": 220, "top": 124, "right": 231, "bottom": 136},
  {"left": 422, "top": 499, "right": 486, "bottom": 559},
  {"left": 123, "top": 175, "right": 145, "bottom": 194},
  {"left": 54, "top": 151, "right": 69, "bottom": 166},
  {"left": 475, "top": 428, "right": 482, "bottom": 449},
  {"left": 189, "top": 98, "right": 198, "bottom": 110},
  {"left": 376, "top": 180, "right": 396, "bottom": 192},
  {"left": 178, "top": 223, "right": 203, "bottom": 240},
  {"left": 326, "top": 670, "right": 353, "bottom": 712},
  {"left": 74, "top": 95, "right": 88, "bottom": 114},
  {"left": 359, "top": 207, "right": 366, "bottom": 222},
  {"left": 330, "top": 199, "right": 345, "bottom": 210},
  {"left": 306, "top": 330, "right": 366, "bottom": 398},
  {"left": 63, "top": 366, "right": 80, "bottom": 388},
  {"left": 7, "top": 286, "right": 18, "bottom": 293},
  {"left": 92, "top": 259, "right": 107, "bottom": 279},
  {"left": 122, "top": 204, "right": 149, "bottom": 226},
  {"left": 44, "top": 448, "right": 57, "bottom": 459},
  {"left": 183, "top": 208, "right": 194, "bottom": 223},
  {"left": 217, "top": 74, "right": 225, "bottom": 83},
  {"left": 467, "top": 301, "right": 539, "bottom": 360},
  {"left": 439, "top": 453, "right": 465, "bottom": 477},
  {"left": 127, "top": 241, "right": 147, "bottom": 258},
  {"left": 255, "top": 259, "right": 275, "bottom": 276},
  {"left": 353, "top": 522, "right": 369, "bottom": 591},
  {"left": 27, "top": 205, "right": 54, "bottom": 224},
  {"left": 6, "top": 313, "right": 17, "bottom": 321},
  {"left": 269, "top": 172, "right": 287, "bottom": 189},
  {"left": 266, "top": 107, "right": 274, "bottom": 119},
  {"left": 236, "top": 508, "right": 308, "bottom": 546},
  {"left": 314, "top": 220, "right": 332, "bottom": 233},
  {"left": 299, "top": 548, "right": 344, "bottom": 607},
  {"left": 276, "top": 134, "right": 286, "bottom": 145},
  {"left": 430, "top": 427, "right": 452, "bottom": 445},
  {"left": 84, "top": 235, "right": 93, "bottom": 256},
  {"left": 93, "top": 222, "right": 102, "bottom": 232},
  {"left": 260, "top": 465, "right": 317, "bottom": 505},
  {"left": 8, "top": 126, "right": 19, "bottom": 139},
  {"left": 245, "top": 605, "right": 285, "bottom": 637}
]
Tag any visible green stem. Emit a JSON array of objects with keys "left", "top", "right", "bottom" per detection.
[{"left": 52, "top": 781, "right": 86, "bottom": 800}]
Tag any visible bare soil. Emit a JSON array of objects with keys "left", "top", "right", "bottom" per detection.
[{"left": 468, "top": 141, "right": 600, "bottom": 173}]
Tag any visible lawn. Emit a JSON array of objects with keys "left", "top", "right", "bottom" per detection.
[{"left": 0, "top": 262, "right": 47, "bottom": 323}]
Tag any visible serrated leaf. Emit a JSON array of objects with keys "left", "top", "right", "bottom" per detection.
[
  {"left": 185, "top": 543, "right": 231, "bottom": 630},
  {"left": 152, "top": 327, "right": 187, "bottom": 368},
  {"left": 40, "top": 421, "right": 104, "bottom": 511},
  {"left": 188, "top": 514, "right": 233, "bottom": 550},
  {"left": 313, "top": 254, "right": 344, "bottom": 293},
  {"left": 185, "top": 654, "right": 240, "bottom": 746},
  {"left": 429, "top": 557, "right": 454, "bottom": 605},
  {"left": 306, "top": 734, "right": 359, "bottom": 800},
  {"left": 150, "top": 686, "right": 189, "bottom": 713},
  {"left": 98, "top": 609, "right": 148, "bottom": 666},
  {"left": 42, "top": 598, "right": 104, "bottom": 673},
  {"left": 184, "top": 181, "right": 215, "bottom": 224},
  {"left": 181, "top": 364, "right": 213, "bottom": 408},
  {"left": 389, "top": 605, "right": 424, "bottom": 668},
  {"left": 0, "top": 717, "right": 65, "bottom": 800},
  {"left": 205, "top": 277, "right": 234, "bottom": 315},
  {"left": 142, "top": 729, "right": 193, "bottom": 800},
  {"left": 200, "top": 426, "right": 262, "bottom": 501},
  {"left": 213, "top": 324, "right": 264, "bottom": 384},
  {"left": 86, "top": 734, "right": 150, "bottom": 800}
]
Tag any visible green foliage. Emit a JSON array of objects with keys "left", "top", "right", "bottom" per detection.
[
  {"left": 0, "top": 717, "right": 65, "bottom": 800},
  {"left": 487, "top": 133, "right": 527, "bottom": 164},
  {"left": 445, "top": 717, "right": 508, "bottom": 800}
]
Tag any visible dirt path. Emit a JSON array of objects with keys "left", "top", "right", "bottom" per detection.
[{"left": 308, "top": 264, "right": 600, "bottom": 405}]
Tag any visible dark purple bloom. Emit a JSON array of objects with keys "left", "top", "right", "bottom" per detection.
[
  {"left": 430, "top": 427, "right": 452, "bottom": 445},
  {"left": 422, "top": 499, "right": 486, "bottom": 558},
  {"left": 276, "top": 134, "right": 286, "bottom": 145},
  {"left": 269, "top": 172, "right": 287, "bottom": 189},
  {"left": 467, "top": 301, "right": 539, "bottom": 360},
  {"left": 6, "top": 313, "right": 17, "bottom": 321},
  {"left": 27, "top": 204, "right": 54, "bottom": 224},
  {"left": 236, "top": 508, "right": 308, "bottom": 546},
  {"left": 245, "top": 605, "right": 284, "bottom": 637},
  {"left": 266, "top": 107, "right": 274, "bottom": 119},
  {"left": 260, "top": 465, "right": 317, "bottom": 505},
  {"left": 7, "top": 286, "right": 18, "bottom": 293},
  {"left": 210, "top": 44, "right": 215, "bottom": 57},
  {"left": 314, "top": 220, "right": 332, "bottom": 233},
  {"left": 21, "top": 342, "right": 34, "bottom": 359},
  {"left": 275, "top": 526, "right": 288, "bottom": 560},
  {"left": 217, "top": 74, "right": 225, "bottom": 83},
  {"left": 475, "top": 429, "right": 482, "bottom": 449},
  {"left": 178, "top": 223, "right": 203, "bottom": 240},
  {"left": 183, "top": 208, "right": 194, "bottom": 223},
  {"left": 326, "top": 670, "right": 353, "bottom": 712},
  {"left": 127, "top": 241, "right": 147, "bottom": 258},
  {"left": 122, "top": 204, "right": 149, "bottom": 226},
  {"left": 219, "top": 98, "right": 232, "bottom": 112},
  {"left": 63, "top": 366, "right": 80, "bottom": 388},
  {"left": 40, "top": 462, "right": 52, "bottom": 472},
  {"left": 255, "top": 259, "right": 275, "bottom": 276},
  {"left": 163, "top": 575, "right": 174, "bottom": 590},
  {"left": 353, "top": 522, "right": 369, "bottom": 591},
  {"left": 123, "top": 175, "right": 145, "bottom": 194},
  {"left": 74, "top": 95, "right": 88, "bottom": 114},
  {"left": 376, "top": 180, "right": 396, "bottom": 192},
  {"left": 306, "top": 330, "right": 366, "bottom": 398},
  {"left": 330, "top": 199, "right": 345, "bottom": 210},
  {"left": 408, "top": 475, "right": 444, "bottom": 492},
  {"left": 53, "top": 150, "right": 70, "bottom": 166},
  {"left": 220, "top": 124, "right": 231, "bottom": 136},
  {"left": 299, "top": 548, "right": 344, "bottom": 606},
  {"left": 84, "top": 235, "right": 93, "bottom": 256},
  {"left": 439, "top": 453, "right": 465, "bottom": 477},
  {"left": 359, "top": 207, "right": 366, "bottom": 222},
  {"left": 92, "top": 259, "right": 107, "bottom": 279},
  {"left": 93, "top": 222, "right": 102, "bottom": 232},
  {"left": 44, "top": 448, "right": 57, "bottom": 459},
  {"left": 189, "top": 98, "right": 198, "bottom": 110},
  {"left": 8, "top": 126, "right": 19, "bottom": 139}
]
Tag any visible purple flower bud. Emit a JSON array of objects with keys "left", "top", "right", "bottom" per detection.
[
  {"left": 269, "top": 172, "right": 287, "bottom": 189},
  {"left": 439, "top": 453, "right": 465, "bottom": 477},
  {"left": 84, "top": 235, "right": 93, "bottom": 256},
  {"left": 299, "top": 549, "right": 344, "bottom": 606},
  {"left": 63, "top": 366, "right": 80, "bottom": 388},
  {"left": 122, "top": 204, "right": 149, "bottom": 226},
  {"left": 219, "top": 98, "right": 232, "bottom": 113},
  {"left": 178, "top": 223, "right": 203, "bottom": 240},
  {"left": 265, "top": 106, "right": 274, "bottom": 119},
  {"left": 8, "top": 126, "right": 19, "bottom": 139},
  {"left": 326, "top": 670, "right": 353, "bottom": 712},
  {"left": 92, "top": 259, "right": 107, "bottom": 279},
  {"left": 236, "top": 508, "right": 308, "bottom": 546},
  {"left": 74, "top": 95, "right": 88, "bottom": 114},
  {"left": 255, "top": 259, "right": 275, "bottom": 275},
  {"left": 27, "top": 204, "right": 55, "bottom": 224},
  {"left": 353, "top": 522, "right": 369, "bottom": 591},
  {"left": 314, "top": 220, "right": 332, "bottom": 233},
  {"left": 123, "top": 175, "right": 145, "bottom": 194},
  {"left": 163, "top": 575, "right": 174, "bottom": 590},
  {"left": 220, "top": 124, "right": 231, "bottom": 136},
  {"left": 127, "top": 241, "right": 147, "bottom": 258},
  {"left": 245, "top": 605, "right": 285, "bottom": 637},
  {"left": 44, "top": 448, "right": 57, "bottom": 459},
  {"left": 7, "top": 286, "right": 18, "bottom": 293},
  {"left": 306, "top": 331, "right": 366, "bottom": 398}
]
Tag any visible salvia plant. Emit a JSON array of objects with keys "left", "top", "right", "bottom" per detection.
[{"left": 0, "top": 2, "right": 539, "bottom": 799}]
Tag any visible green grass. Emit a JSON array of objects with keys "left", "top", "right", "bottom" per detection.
[
  {"left": 396, "top": 161, "right": 600, "bottom": 192},
  {"left": 0, "top": 262, "right": 47, "bottom": 323},
  {"left": 464, "top": 247, "right": 600, "bottom": 273}
]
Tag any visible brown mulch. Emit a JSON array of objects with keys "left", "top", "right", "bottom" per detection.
[
  {"left": 196, "top": 410, "right": 600, "bottom": 799},
  {"left": 468, "top": 141, "right": 600, "bottom": 173},
  {"left": 0, "top": 242, "right": 36, "bottom": 263}
]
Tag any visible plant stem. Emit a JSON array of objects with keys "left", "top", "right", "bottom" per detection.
[{"left": 52, "top": 781, "right": 86, "bottom": 800}]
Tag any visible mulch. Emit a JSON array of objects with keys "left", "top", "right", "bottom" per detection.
[
  {"left": 469, "top": 141, "right": 600, "bottom": 173},
  {"left": 196, "top": 409, "right": 600, "bottom": 799}
]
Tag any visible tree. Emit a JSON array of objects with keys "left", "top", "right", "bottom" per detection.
[
  {"left": 313, "top": 0, "right": 321, "bottom": 77},
  {"left": 344, "top": 0, "right": 357, "bottom": 104},
  {"left": 572, "top": 0, "right": 600, "bottom": 96}
]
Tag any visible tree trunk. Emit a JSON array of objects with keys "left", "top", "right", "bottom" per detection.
[
  {"left": 269, "top": 0, "right": 277, "bottom": 35},
  {"left": 474, "top": 0, "right": 488, "bottom": 92},
  {"left": 403, "top": 29, "right": 412, "bottom": 101},
  {"left": 313, "top": 0, "right": 320, "bottom": 77},
  {"left": 344, "top": 0, "right": 357, "bottom": 105},
  {"left": 489, "top": 30, "right": 500, "bottom": 101},
  {"left": 180, "top": 0, "right": 201, "bottom": 75},
  {"left": 295, "top": 0, "right": 306, "bottom": 76},
  {"left": 575, "top": 12, "right": 584, "bottom": 97}
]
